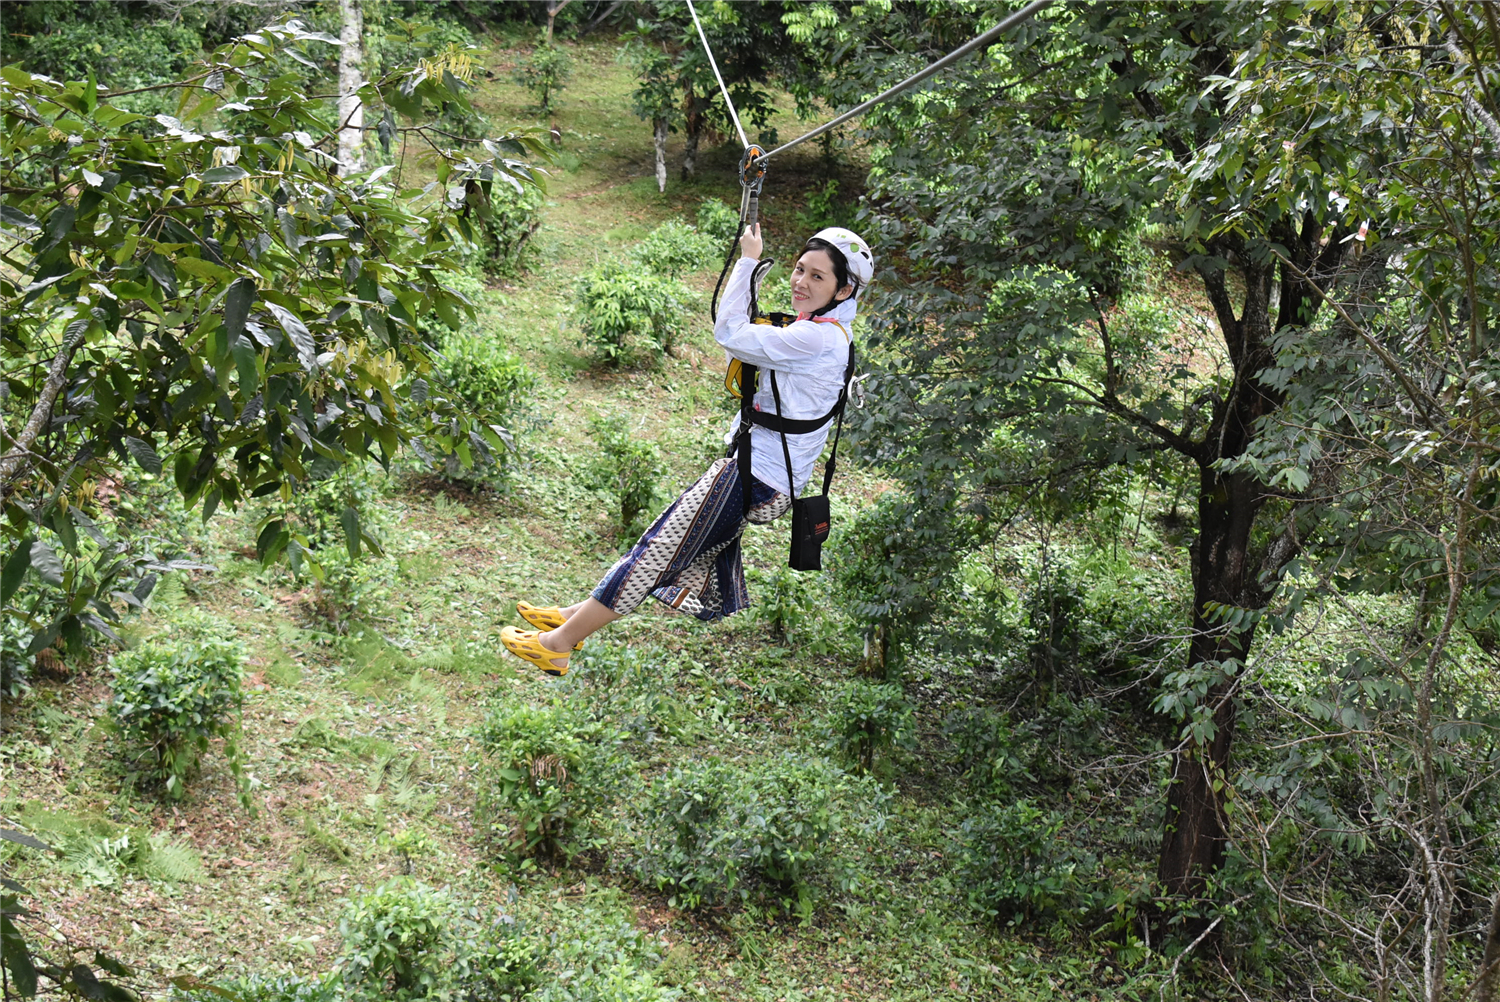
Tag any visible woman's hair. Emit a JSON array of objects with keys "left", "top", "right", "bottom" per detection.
[{"left": 799, "top": 237, "right": 860, "bottom": 315}]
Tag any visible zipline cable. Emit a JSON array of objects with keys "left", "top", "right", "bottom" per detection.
[
  {"left": 684, "top": 0, "right": 749, "bottom": 149},
  {"left": 702, "top": 0, "right": 1051, "bottom": 322},
  {"left": 756, "top": 0, "right": 1051, "bottom": 163}
]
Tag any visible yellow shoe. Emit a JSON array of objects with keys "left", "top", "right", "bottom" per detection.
[
  {"left": 517, "top": 601, "right": 585, "bottom": 650},
  {"left": 501, "top": 626, "right": 571, "bottom": 677}
]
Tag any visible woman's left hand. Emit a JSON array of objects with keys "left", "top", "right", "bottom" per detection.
[{"left": 740, "top": 222, "right": 763, "bottom": 260}]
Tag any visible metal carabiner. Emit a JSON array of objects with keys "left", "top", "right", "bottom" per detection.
[
  {"left": 738, "top": 145, "right": 767, "bottom": 226},
  {"left": 848, "top": 371, "right": 871, "bottom": 410}
]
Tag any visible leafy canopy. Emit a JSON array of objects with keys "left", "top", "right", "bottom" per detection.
[{"left": 0, "top": 18, "right": 548, "bottom": 657}]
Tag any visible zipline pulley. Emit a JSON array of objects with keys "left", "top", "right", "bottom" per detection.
[{"left": 738, "top": 144, "right": 767, "bottom": 227}]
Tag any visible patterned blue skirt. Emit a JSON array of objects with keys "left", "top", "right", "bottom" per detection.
[{"left": 592, "top": 457, "right": 790, "bottom": 621}]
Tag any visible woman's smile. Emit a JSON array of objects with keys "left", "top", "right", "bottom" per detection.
[{"left": 790, "top": 248, "right": 850, "bottom": 314}]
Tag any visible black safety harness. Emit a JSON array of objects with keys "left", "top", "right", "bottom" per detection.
[{"left": 726, "top": 308, "right": 856, "bottom": 571}]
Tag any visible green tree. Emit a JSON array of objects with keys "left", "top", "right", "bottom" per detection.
[
  {"left": 513, "top": 37, "right": 573, "bottom": 115},
  {"left": 0, "top": 18, "right": 547, "bottom": 661},
  {"left": 819, "top": 0, "right": 1497, "bottom": 922},
  {"left": 624, "top": 2, "right": 815, "bottom": 185}
]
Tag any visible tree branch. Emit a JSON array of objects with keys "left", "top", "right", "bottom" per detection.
[
  {"left": 0, "top": 319, "right": 88, "bottom": 501},
  {"left": 1030, "top": 374, "right": 1201, "bottom": 457}
]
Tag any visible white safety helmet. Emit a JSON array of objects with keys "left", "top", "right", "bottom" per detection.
[{"left": 808, "top": 226, "right": 875, "bottom": 291}]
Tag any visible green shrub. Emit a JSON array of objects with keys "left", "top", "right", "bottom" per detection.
[
  {"left": 475, "top": 701, "right": 626, "bottom": 860},
  {"left": 585, "top": 414, "right": 665, "bottom": 541},
  {"left": 284, "top": 466, "right": 393, "bottom": 633},
  {"left": 432, "top": 328, "right": 536, "bottom": 482},
  {"left": 696, "top": 198, "right": 742, "bottom": 246},
  {"left": 746, "top": 563, "right": 836, "bottom": 650},
  {"left": 818, "top": 680, "right": 915, "bottom": 775},
  {"left": 633, "top": 220, "right": 718, "bottom": 279},
  {"left": 538, "top": 903, "right": 680, "bottom": 1002},
  {"left": 958, "top": 799, "right": 1095, "bottom": 927},
  {"left": 474, "top": 182, "right": 544, "bottom": 278},
  {"left": 575, "top": 262, "right": 689, "bottom": 366},
  {"left": 2, "top": 497, "right": 173, "bottom": 695},
  {"left": 942, "top": 705, "right": 1033, "bottom": 794},
  {"left": 438, "top": 266, "right": 488, "bottom": 308},
  {"left": 830, "top": 491, "right": 952, "bottom": 674},
  {"left": 563, "top": 644, "right": 700, "bottom": 745},
  {"left": 635, "top": 753, "right": 873, "bottom": 917},
  {"left": 107, "top": 610, "right": 250, "bottom": 804},
  {"left": 2, "top": 5, "right": 201, "bottom": 117},
  {"left": 185, "top": 973, "right": 343, "bottom": 1002},
  {"left": 340, "top": 878, "right": 540, "bottom": 1001},
  {"left": 513, "top": 41, "right": 573, "bottom": 114},
  {"left": 449, "top": 920, "right": 543, "bottom": 1001},
  {"left": 797, "top": 178, "right": 842, "bottom": 231},
  {"left": 341, "top": 877, "right": 539, "bottom": 1000},
  {"left": 438, "top": 330, "right": 535, "bottom": 418}
]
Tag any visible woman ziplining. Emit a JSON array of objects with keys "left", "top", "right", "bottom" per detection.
[
  {"left": 499, "top": 223, "right": 875, "bottom": 676},
  {"left": 493, "top": 0, "right": 1055, "bottom": 675}
]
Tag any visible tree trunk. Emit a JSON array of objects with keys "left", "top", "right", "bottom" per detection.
[
  {"left": 1157, "top": 255, "right": 1286, "bottom": 912},
  {"left": 654, "top": 117, "right": 668, "bottom": 193},
  {"left": 337, "top": 0, "right": 364, "bottom": 174},
  {"left": 682, "top": 87, "right": 700, "bottom": 180},
  {"left": 1152, "top": 213, "right": 1348, "bottom": 914},
  {"left": 578, "top": 0, "right": 624, "bottom": 37},
  {"left": 546, "top": 0, "right": 573, "bottom": 44},
  {"left": 1156, "top": 468, "right": 1266, "bottom": 899},
  {"left": 1477, "top": 889, "right": 1500, "bottom": 1002}
]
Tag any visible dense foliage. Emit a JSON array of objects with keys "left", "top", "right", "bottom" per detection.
[
  {"left": 0, "top": 16, "right": 547, "bottom": 663},
  {"left": 474, "top": 699, "right": 626, "bottom": 860}
]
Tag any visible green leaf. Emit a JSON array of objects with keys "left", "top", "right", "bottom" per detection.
[
  {"left": 144, "top": 252, "right": 178, "bottom": 297},
  {"left": 41, "top": 204, "right": 75, "bottom": 251},
  {"left": 201, "top": 165, "right": 249, "bottom": 184},
  {"left": 1, "top": 539, "right": 34, "bottom": 604},
  {"left": 64, "top": 963, "right": 136, "bottom": 1002},
  {"left": 340, "top": 505, "right": 361, "bottom": 560},
  {"left": 264, "top": 302, "right": 316, "bottom": 367},
  {"left": 168, "top": 976, "right": 240, "bottom": 1001},
  {"left": 0, "top": 828, "right": 50, "bottom": 852},
  {"left": 223, "top": 277, "right": 256, "bottom": 344},
  {"left": 1, "top": 912, "right": 38, "bottom": 997},
  {"left": 123, "top": 436, "right": 162, "bottom": 475},
  {"left": 0, "top": 205, "right": 39, "bottom": 231},
  {"left": 92, "top": 953, "right": 133, "bottom": 979},
  {"left": 233, "top": 339, "right": 260, "bottom": 396},
  {"left": 49, "top": 509, "right": 78, "bottom": 557},
  {"left": 176, "top": 256, "right": 236, "bottom": 283},
  {"left": 29, "top": 542, "right": 62, "bottom": 587},
  {"left": 256, "top": 519, "right": 287, "bottom": 564}
]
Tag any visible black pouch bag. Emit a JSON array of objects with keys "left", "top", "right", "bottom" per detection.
[{"left": 790, "top": 494, "right": 832, "bottom": 571}]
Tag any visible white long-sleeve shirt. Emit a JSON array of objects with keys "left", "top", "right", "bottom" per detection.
[{"left": 714, "top": 257, "right": 853, "bottom": 496}]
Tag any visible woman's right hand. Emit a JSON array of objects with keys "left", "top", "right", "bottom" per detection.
[{"left": 740, "top": 222, "right": 762, "bottom": 260}]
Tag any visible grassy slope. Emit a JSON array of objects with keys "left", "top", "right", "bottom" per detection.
[{"left": 1, "top": 33, "right": 1165, "bottom": 1002}]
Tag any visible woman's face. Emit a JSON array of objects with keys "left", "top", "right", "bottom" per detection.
[{"left": 791, "top": 249, "right": 853, "bottom": 314}]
